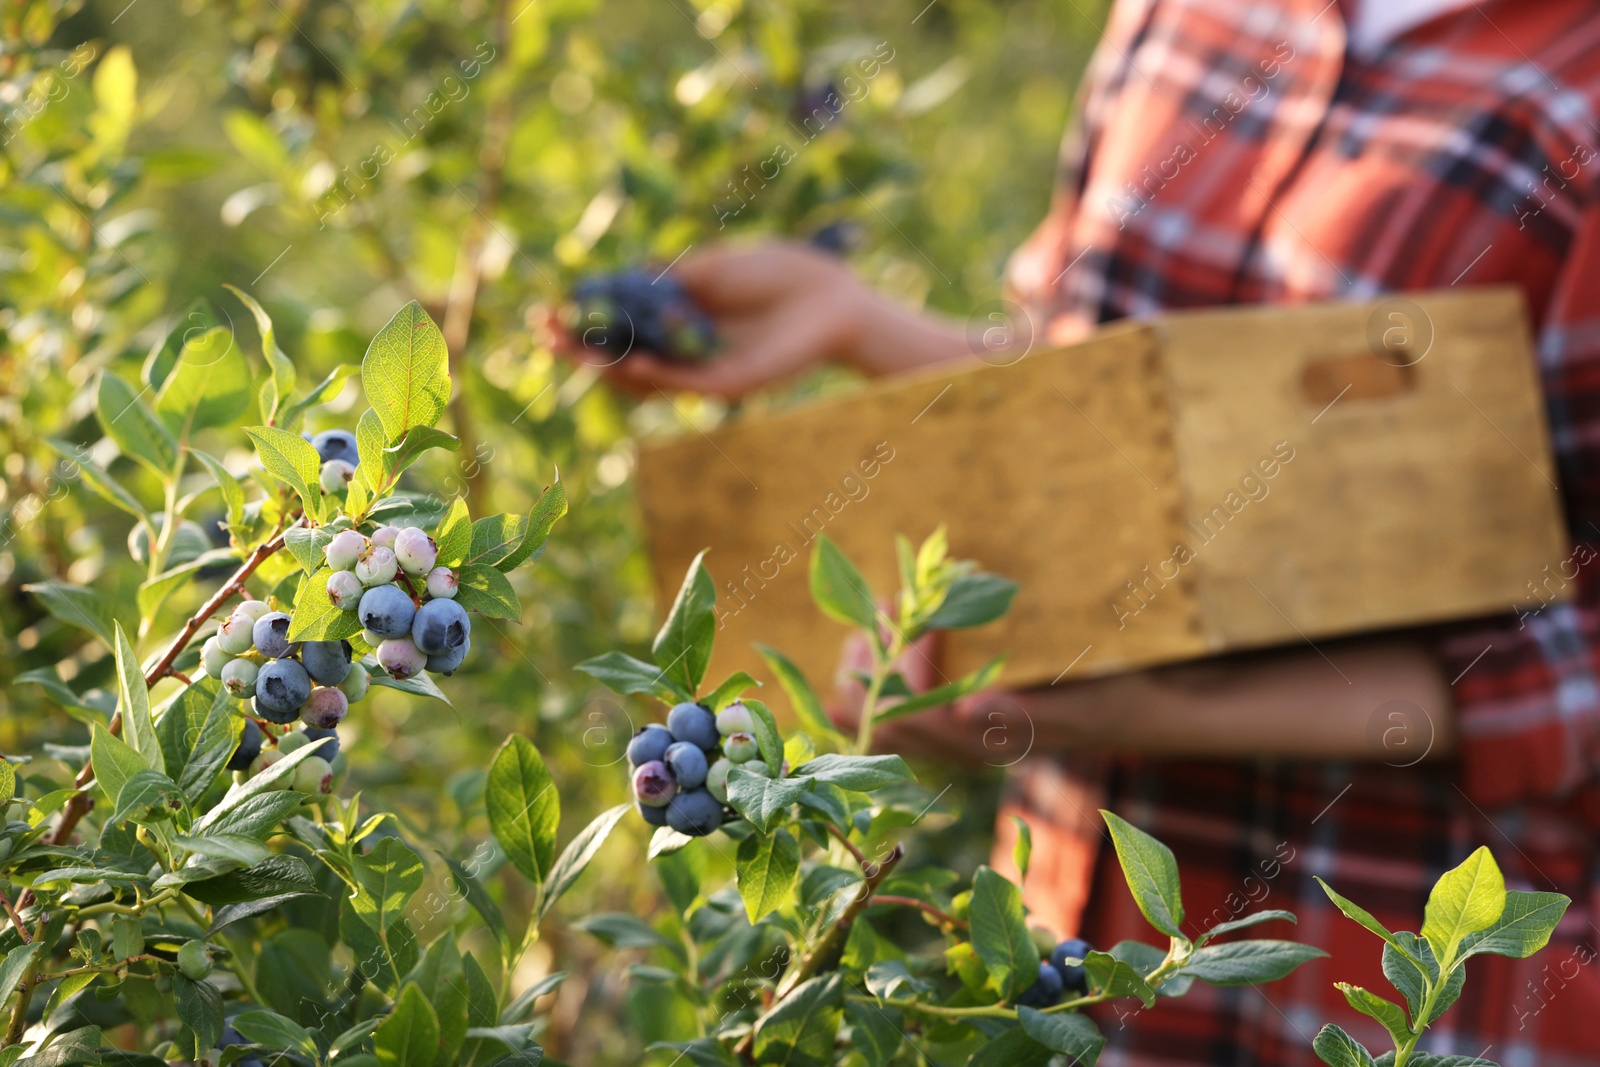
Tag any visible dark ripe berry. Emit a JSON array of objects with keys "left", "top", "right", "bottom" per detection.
[
  {"left": 637, "top": 799, "right": 669, "bottom": 827},
  {"left": 567, "top": 269, "right": 718, "bottom": 363},
  {"left": 301, "top": 639, "right": 353, "bottom": 685},
  {"left": 301, "top": 726, "right": 340, "bottom": 760},
  {"left": 251, "top": 612, "right": 294, "bottom": 659},
  {"left": 412, "top": 598, "right": 469, "bottom": 655},
  {"left": 227, "top": 719, "right": 263, "bottom": 771},
  {"left": 359, "top": 584, "right": 415, "bottom": 638},
  {"left": 1051, "top": 938, "right": 1093, "bottom": 995},
  {"left": 665, "top": 788, "right": 723, "bottom": 836},
  {"left": 1016, "top": 961, "right": 1065, "bottom": 1008},
  {"left": 425, "top": 637, "right": 470, "bottom": 676},
  {"left": 311, "top": 429, "right": 359, "bottom": 466},
  {"left": 665, "top": 702, "right": 718, "bottom": 750},
  {"left": 626, "top": 724, "right": 674, "bottom": 766},
  {"left": 633, "top": 760, "right": 676, "bottom": 807},
  {"left": 255, "top": 659, "right": 312, "bottom": 721},
  {"left": 664, "top": 741, "right": 708, "bottom": 788}
]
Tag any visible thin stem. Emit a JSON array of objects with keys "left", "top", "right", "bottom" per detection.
[
  {"left": 0, "top": 893, "right": 29, "bottom": 942},
  {"left": 870, "top": 896, "right": 967, "bottom": 930},
  {"left": 1393, "top": 970, "right": 1447, "bottom": 1067},
  {"left": 824, "top": 822, "right": 868, "bottom": 869},
  {"left": 75, "top": 887, "right": 179, "bottom": 919},
  {"left": 3, "top": 956, "right": 37, "bottom": 1045},
  {"left": 37, "top": 954, "right": 165, "bottom": 981}
]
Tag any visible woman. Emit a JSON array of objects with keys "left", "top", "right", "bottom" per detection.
[{"left": 594, "top": 0, "right": 1600, "bottom": 1060}]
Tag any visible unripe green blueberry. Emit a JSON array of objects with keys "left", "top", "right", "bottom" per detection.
[
  {"left": 361, "top": 628, "right": 384, "bottom": 647},
  {"left": 706, "top": 757, "right": 733, "bottom": 803},
  {"left": 723, "top": 732, "right": 759, "bottom": 763},
  {"left": 355, "top": 546, "right": 399, "bottom": 586},
  {"left": 293, "top": 756, "right": 335, "bottom": 797},
  {"left": 220, "top": 658, "right": 258, "bottom": 698},
  {"left": 326, "top": 570, "right": 364, "bottom": 610},
  {"left": 324, "top": 529, "right": 368, "bottom": 572},
  {"left": 742, "top": 760, "right": 771, "bottom": 778},
  {"left": 376, "top": 637, "right": 427, "bottom": 680},
  {"left": 370, "top": 525, "right": 400, "bottom": 550},
  {"left": 1030, "top": 926, "right": 1057, "bottom": 958},
  {"left": 216, "top": 612, "right": 255, "bottom": 655},
  {"left": 319, "top": 458, "right": 356, "bottom": 493},
  {"left": 716, "top": 702, "right": 754, "bottom": 736},
  {"left": 201, "top": 636, "right": 232, "bottom": 677},
  {"left": 248, "top": 748, "right": 289, "bottom": 787},
  {"left": 338, "top": 664, "right": 370, "bottom": 702},
  {"left": 176, "top": 940, "right": 212, "bottom": 980},
  {"left": 234, "top": 600, "right": 273, "bottom": 623},
  {"left": 278, "top": 731, "right": 311, "bottom": 754},
  {"left": 424, "top": 567, "right": 458, "bottom": 599},
  {"left": 393, "top": 526, "right": 438, "bottom": 576}
]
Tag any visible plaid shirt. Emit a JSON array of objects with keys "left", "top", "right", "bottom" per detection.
[{"left": 1000, "top": 0, "right": 1600, "bottom": 1061}]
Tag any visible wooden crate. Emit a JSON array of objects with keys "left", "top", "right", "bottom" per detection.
[{"left": 633, "top": 287, "right": 1567, "bottom": 696}]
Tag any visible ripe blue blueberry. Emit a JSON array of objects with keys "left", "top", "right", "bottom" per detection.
[
  {"left": 1050, "top": 938, "right": 1093, "bottom": 995},
  {"left": 324, "top": 529, "right": 368, "bottom": 572},
  {"left": 319, "top": 459, "right": 356, "bottom": 494},
  {"left": 425, "top": 567, "right": 458, "bottom": 599},
  {"left": 251, "top": 612, "right": 294, "bottom": 659},
  {"left": 411, "top": 598, "right": 469, "bottom": 655},
  {"left": 632, "top": 760, "right": 676, "bottom": 807},
  {"left": 664, "top": 741, "right": 708, "bottom": 788},
  {"left": 301, "top": 726, "right": 340, "bottom": 760},
  {"left": 1016, "top": 961, "right": 1065, "bottom": 1008},
  {"left": 226, "top": 719, "right": 263, "bottom": 772},
  {"left": 426, "top": 637, "right": 470, "bottom": 676},
  {"left": 326, "top": 570, "right": 364, "bottom": 610},
  {"left": 358, "top": 584, "right": 415, "bottom": 638},
  {"left": 311, "top": 429, "right": 359, "bottom": 466},
  {"left": 220, "top": 658, "right": 258, "bottom": 698},
  {"left": 636, "top": 799, "right": 669, "bottom": 827},
  {"left": 300, "top": 686, "right": 349, "bottom": 729},
  {"left": 627, "top": 724, "right": 674, "bottom": 766},
  {"left": 705, "top": 757, "right": 733, "bottom": 802},
  {"left": 716, "top": 702, "right": 754, "bottom": 736},
  {"left": 301, "top": 639, "right": 353, "bottom": 685},
  {"left": 393, "top": 526, "right": 438, "bottom": 576},
  {"left": 376, "top": 637, "right": 427, "bottom": 680},
  {"left": 665, "top": 702, "right": 718, "bottom": 750},
  {"left": 355, "top": 546, "right": 399, "bottom": 586},
  {"left": 255, "top": 658, "right": 313, "bottom": 722},
  {"left": 217, "top": 612, "right": 255, "bottom": 655},
  {"left": 338, "top": 664, "right": 370, "bottom": 702},
  {"left": 723, "top": 732, "right": 758, "bottom": 763},
  {"left": 665, "top": 788, "right": 723, "bottom": 836}
]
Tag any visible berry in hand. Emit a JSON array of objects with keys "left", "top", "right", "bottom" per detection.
[
  {"left": 716, "top": 701, "right": 754, "bottom": 736},
  {"left": 376, "top": 636, "right": 427, "bottom": 680},
  {"left": 359, "top": 584, "right": 415, "bottom": 638},
  {"left": 355, "top": 545, "right": 399, "bottom": 586},
  {"left": 311, "top": 429, "right": 359, "bottom": 467},
  {"left": 301, "top": 639, "right": 353, "bottom": 685},
  {"left": 227, "top": 719, "right": 263, "bottom": 771},
  {"left": 412, "top": 598, "right": 469, "bottom": 655},
  {"left": 627, "top": 724, "right": 674, "bottom": 766},
  {"left": 324, "top": 529, "right": 369, "bottom": 572},
  {"left": 255, "top": 658, "right": 313, "bottom": 722},
  {"left": 393, "top": 526, "right": 438, "bottom": 576},
  {"left": 664, "top": 741, "right": 709, "bottom": 788},
  {"left": 568, "top": 269, "right": 718, "bottom": 363},
  {"left": 326, "top": 569, "right": 364, "bottom": 610},
  {"left": 425, "top": 566, "right": 459, "bottom": 599},
  {"left": 665, "top": 702, "right": 718, "bottom": 750},
  {"left": 300, "top": 685, "right": 349, "bottom": 729},
  {"left": 665, "top": 788, "right": 723, "bottom": 836},
  {"left": 633, "top": 760, "right": 677, "bottom": 807},
  {"left": 220, "top": 658, "right": 259, "bottom": 698},
  {"left": 251, "top": 611, "right": 295, "bottom": 659}
]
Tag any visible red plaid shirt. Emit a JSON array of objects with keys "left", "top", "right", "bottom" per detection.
[{"left": 1000, "top": 0, "right": 1600, "bottom": 1061}]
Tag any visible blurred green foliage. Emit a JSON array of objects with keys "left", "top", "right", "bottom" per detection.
[{"left": 0, "top": 0, "right": 1103, "bottom": 1058}]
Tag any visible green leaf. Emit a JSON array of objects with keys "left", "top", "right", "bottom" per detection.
[
  {"left": 113, "top": 623, "right": 162, "bottom": 773},
  {"left": 574, "top": 913, "right": 679, "bottom": 952},
  {"left": 808, "top": 535, "right": 877, "bottom": 630},
  {"left": 280, "top": 364, "right": 359, "bottom": 430},
  {"left": 192, "top": 742, "right": 328, "bottom": 834},
  {"left": 922, "top": 571, "right": 1018, "bottom": 631},
  {"left": 1458, "top": 890, "right": 1570, "bottom": 961},
  {"left": 0, "top": 943, "right": 45, "bottom": 1010},
  {"left": 111, "top": 918, "right": 144, "bottom": 961},
  {"left": 244, "top": 424, "right": 325, "bottom": 521},
  {"left": 110, "top": 769, "right": 184, "bottom": 826},
  {"left": 736, "top": 826, "right": 801, "bottom": 922},
  {"left": 647, "top": 826, "right": 695, "bottom": 860},
  {"left": 705, "top": 672, "right": 761, "bottom": 712},
  {"left": 24, "top": 581, "right": 116, "bottom": 646},
  {"left": 1312, "top": 1024, "right": 1377, "bottom": 1067},
  {"left": 752, "top": 974, "right": 842, "bottom": 1067},
  {"left": 369, "top": 666, "right": 454, "bottom": 706},
  {"left": 496, "top": 480, "right": 567, "bottom": 572},
  {"left": 456, "top": 564, "right": 522, "bottom": 621},
  {"left": 174, "top": 973, "right": 224, "bottom": 1053},
  {"left": 872, "top": 656, "right": 1005, "bottom": 723},
  {"left": 792, "top": 753, "right": 913, "bottom": 792},
  {"left": 45, "top": 437, "right": 144, "bottom": 518},
  {"left": 154, "top": 326, "right": 253, "bottom": 432},
  {"left": 1383, "top": 932, "right": 1463, "bottom": 1026},
  {"left": 0, "top": 762, "right": 11, "bottom": 808},
  {"left": 190, "top": 449, "right": 245, "bottom": 533},
  {"left": 539, "top": 803, "right": 631, "bottom": 924},
  {"left": 745, "top": 699, "right": 786, "bottom": 771},
  {"left": 965, "top": 1026, "right": 1055, "bottom": 1067},
  {"left": 352, "top": 836, "right": 426, "bottom": 938},
  {"left": 138, "top": 557, "right": 206, "bottom": 624},
  {"left": 574, "top": 651, "right": 692, "bottom": 704},
  {"left": 434, "top": 497, "right": 473, "bottom": 569},
  {"left": 1181, "top": 940, "right": 1327, "bottom": 986},
  {"left": 1101, "top": 810, "right": 1184, "bottom": 938},
  {"left": 357, "top": 407, "right": 388, "bottom": 494},
  {"left": 172, "top": 833, "right": 271, "bottom": 866},
  {"left": 652, "top": 550, "right": 716, "bottom": 694},
  {"left": 468, "top": 514, "right": 527, "bottom": 567},
  {"left": 362, "top": 300, "right": 452, "bottom": 442},
  {"left": 91, "top": 723, "right": 148, "bottom": 805},
  {"left": 1337, "top": 983, "right": 1412, "bottom": 1045},
  {"left": 726, "top": 769, "right": 813, "bottom": 834},
  {"left": 230, "top": 1009, "right": 319, "bottom": 1058},
  {"left": 96, "top": 371, "right": 176, "bottom": 474},
  {"left": 224, "top": 284, "right": 295, "bottom": 424},
  {"left": 1084, "top": 949, "right": 1157, "bottom": 1006},
  {"left": 283, "top": 526, "right": 336, "bottom": 574},
  {"left": 1011, "top": 815, "right": 1032, "bottom": 882},
  {"left": 1199, "top": 910, "right": 1298, "bottom": 943},
  {"left": 375, "top": 982, "right": 442, "bottom": 1067},
  {"left": 969, "top": 866, "right": 1035, "bottom": 999},
  {"left": 487, "top": 735, "right": 560, "bottom": 888},
  {"left": 1017, "top": 1006, "right": 1105, "bottom": 1062},
  {"left": 443, "top": 856, "right": 511, "bottom": 960},
  {"left": 381, "top": 425, "right": 461, "bottom": 485},
  {"left": 1317, "top": 877, "right": 1413, "bottom": 957},
  {"left": 287, "top": 566, "right": 362, "bottom": 641},
  {"left": 754, "top": 644, "right": 840, "bottom": 739},
  {"left": 145, "top": 298, "right": 222, "bottom": 391},
  {"left": 1421, "top": 847, "right": 1506, "bottom": 963},
  {"left": 843, "top": 1001, "right": 902, "bottom": 1067}
]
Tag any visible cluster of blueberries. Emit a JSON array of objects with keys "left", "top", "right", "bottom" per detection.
[
  {"left": 1017, "top": 936, "right": 1094, "bottom": 1008},
  {"left": 568, "top": 269, "right": 718, "bottom": 363},
  {"left": 628, "top": 701, "right": 780, "bottom": 837},
  {"left": 330, "top": 521, "right": 470, "bottom": 679}
]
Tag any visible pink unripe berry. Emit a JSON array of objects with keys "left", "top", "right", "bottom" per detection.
[
  {"left": 394, "top": 526, "right": 438, "bottom": 576},
  {"left": 300, "top": 686, "right": 349, "bottom": 729},
  {"left": 370, "top": 525, "right": 400, "bottom": 549},
  {"left": 326, "top": 570, "right": 363, "bottom": 610},
  {"left": 425, "top": 567, "right": 459, "bottom": 599},
  {"left": 376, "top": 636, "right": 427, "bottom": 680},
  {"left": 325, "top": 530, "right": 369, "bottom": 572},
  {"left": 355, "top": 546, "right": 398, "bottom": 586}
]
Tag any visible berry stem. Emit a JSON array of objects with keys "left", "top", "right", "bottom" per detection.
[
  {"left": 824, "top": 822, "right": 869, "bottom": 869},
  {"left": 0, "top": 892, "right": 29, "bottom": 942},
  {"left": 871, "top": 895, "right": 968, "bottom": 930}
]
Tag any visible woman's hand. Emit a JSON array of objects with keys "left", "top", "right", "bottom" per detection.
[{"left": 550, "top": 241, "right": 974, "bottom": 399}]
